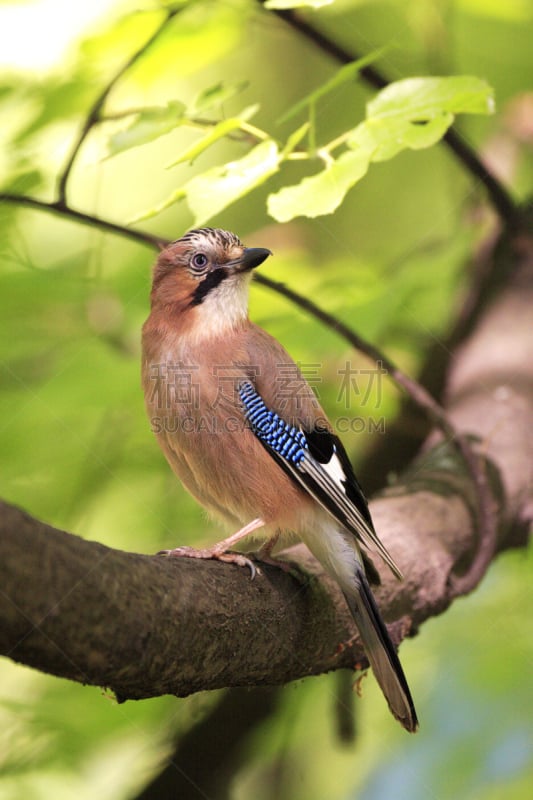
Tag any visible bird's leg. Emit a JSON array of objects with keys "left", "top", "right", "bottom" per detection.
[
  {"left": 257, "top": 531, "right": 279, "bottom": 559},
  {"left": 254, "top": 531, "right": 291, "bottom": 573},
  {"left": 255, "top": 530, "right": 302, "bottom": 583},
  {"left": 158, "top": 517, "right": 266, "bottom": 578}
]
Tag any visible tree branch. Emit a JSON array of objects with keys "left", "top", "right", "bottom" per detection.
[
  {"left": 255, "top": 275, "right": 501, "bottom": 585},
  {"left": 135, "top": 687, "right": 280, "bottom": 800},
  {"left": 1, "top": 230, "right": 531, "bottom": 698},
  {"left": 0, "top": 191, "right": 459, "bottom": 436},
  {"left": 0, "top": 193, "right": 168, "bottom": 250},
  {"left": 57, "top": 8, "right": 181, "bottom": 204},
  {"left": 255, "top": 274, "right": 454, "bottom": 435},
  {"left": 260, "top": 2, "right": 519, "bottom": 225},
  {"left": 0, "top": 192, "right": 514, "bottom": 576}
]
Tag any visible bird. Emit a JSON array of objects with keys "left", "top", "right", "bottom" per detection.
[{"left": 142, "top": 226, "right": 418, "bottom": 733}]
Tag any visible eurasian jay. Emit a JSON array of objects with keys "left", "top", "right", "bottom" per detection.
[{"left": 142, "top": 227, "right": 418, "bottom": 732}]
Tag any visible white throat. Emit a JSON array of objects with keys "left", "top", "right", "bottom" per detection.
[{"left": 194, "top": 272, "right": 252, "bottom": 341}]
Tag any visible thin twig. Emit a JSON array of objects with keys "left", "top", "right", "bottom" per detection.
[
  {"left": 264, "top": 4, "right": 387, "bottom": 91},
  {"left": 1, "top": 193, "right": 498, "bottom": 592},
  {"left": 101, "top": 110, "right": 265, "bottom": 145},
  {"left": 56, "top": 7, "right": 181, "bottom": 204},
  {"left": 254, "top": 273, "right": 499, "bottom": 592},
  {"left": 254, "top": 273, "right": 455, "bottom": 437},
  {"left": 261, "top": 2, "right": 518, "bottom": 226},
  {"left": 258, "top": 0, "right": 513, "bottom": 582},
  {"left": 2, "top": 189, "right": 453, "bottom": 436},
  {"left": 0, "top": 194, "right": 168, "bottom": 250}
]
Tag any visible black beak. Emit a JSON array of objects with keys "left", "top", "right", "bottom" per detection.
[{"left": 237, "top": 247, "right": 272, "bottom": 272}]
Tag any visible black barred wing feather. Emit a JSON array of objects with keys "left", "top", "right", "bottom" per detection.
[{"left": 239, "top": 381, "right": 403, "bottom": 580}]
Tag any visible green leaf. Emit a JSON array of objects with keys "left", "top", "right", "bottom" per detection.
[
  {"left": 345, "top": 76, "right": 493, "bottom": 162},
  {"left": 270, "top": 75, "right": 494, "bottom": 222},
  {"left": 348, "top": 113, "right": 453, "bottom": 161},
  {"left": 130, "top": 4, "right": 244, "bottom": 82},
  {"left": 3, "top": 168, "right": 42, "bottom": 194},
  {"left": 367, "top": 76, "right": 495, "bottom": 120},
  {"left": 166, "top": 119, "right": 243, "bottom": 166},
  {"left": 278, "top": 49, "right": 387, "bottom": 124},
  {"left": 129, "top": 188, "right": 187, "bottom": 223},
  {"left": 107, "top": 101, "right": 186, "bottom": 155},
  {"left": 191, "top": 80, "right": 248, "bottom": 114},
  {"left": 166, "top": 104, "right": 259, "bottom": 166},
  {"left": 264, "top": 0, "right": 334, "bottom": 8},
  {"left": 185, "top": 140, "right": 281, "bottom": 224},
  {"left": 133, "top": 140, "right": 280, "bottom": 224},
  {"left": 282, "top": 122, "right": 311, "bottom": 157},
  {"left": 267, "top": 147, "right": 372, "bottom": 222}
]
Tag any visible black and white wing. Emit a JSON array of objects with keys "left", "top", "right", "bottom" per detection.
[{"left": 239, "top": 380, "right": 403, "bottom": 580}]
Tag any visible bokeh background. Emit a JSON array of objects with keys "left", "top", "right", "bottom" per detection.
[{"left": 1, "top": 1, "right": 532, "bottom": 798}]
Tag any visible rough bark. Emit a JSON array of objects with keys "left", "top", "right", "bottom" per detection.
[{"left": 0, "top": 230, "right": 531, "bottom": 701}]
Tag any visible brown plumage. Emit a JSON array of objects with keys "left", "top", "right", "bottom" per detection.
[{"left": 142, "top": 227, "right": 418, "bottom": 732}]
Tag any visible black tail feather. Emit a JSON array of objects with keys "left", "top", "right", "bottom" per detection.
[{"left": 343, "top": 569, "right": 418, "bottom": 733}]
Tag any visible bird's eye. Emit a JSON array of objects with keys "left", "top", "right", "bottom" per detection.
[{"left": 191, "top": 252, "right": 208, "bottom": 271}]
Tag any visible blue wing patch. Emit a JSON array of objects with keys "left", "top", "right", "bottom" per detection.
[
  {"left": 239, "top": 380, "right": 308, "bottom": 467},
  {"left": 239, "top": 380, "right": 403, "bottom": 580}
]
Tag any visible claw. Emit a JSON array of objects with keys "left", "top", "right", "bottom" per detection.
[
  {"left": 219, "top": 552, "right": 258, "bottom": 579},
  {"left": 157, "top": 545, "right": 259, "bottom": 579}
]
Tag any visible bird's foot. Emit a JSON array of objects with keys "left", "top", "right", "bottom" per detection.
[
  {"left": 157, "top": 518, "right": 266, "bottom": 579},
  {"left": 250, "top": 550, "right": 307, "bottom": 585},
  {"left": 158, "top": 545, "right": 259, "bottom": 579},
  {"left": 253, "top": 551, "right": 293, "bottom": 573},
  {"left": 250, "top": 536, "right": 307, "bottom": 583}
]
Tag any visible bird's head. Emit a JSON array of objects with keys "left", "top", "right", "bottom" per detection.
[{"left": 150, "top": 227, "right": 272, "bottom": 338}]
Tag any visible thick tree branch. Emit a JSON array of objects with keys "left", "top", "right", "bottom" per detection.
[
  {"left": 1, "top": 229, "right": 531, "bottom": 698},
  {"left": 0, "top": 191, "right": 523, "bottom": 612},
  {"left": 0, "top": 4, "right": 533, "bottom": 698},
  {"left": 135, "top": 687, "right": 280, "bottom": 800},
  {"left": 260, "top": 2, "right": 519, "bottom": 225}
]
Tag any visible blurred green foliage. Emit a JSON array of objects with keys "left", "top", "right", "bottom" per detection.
[{"left": 1, "top": 0, "right": 532, "bottom": 798}]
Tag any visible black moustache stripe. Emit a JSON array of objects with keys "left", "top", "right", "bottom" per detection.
[{"left": 189, "top": 268, "right": 229, "bottom": 306}]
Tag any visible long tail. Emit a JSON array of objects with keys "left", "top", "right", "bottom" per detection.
[{"left": 344, "top": 568, "right": 418, "bottom": 733}]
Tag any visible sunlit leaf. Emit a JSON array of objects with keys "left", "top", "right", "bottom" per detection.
[
  {"left": 157, "top": 1, "right": 194, "bottom": 8},
  {"left": 2, "top": 168, "right": 42, "bottom": 194},
  {"left": 264, "top": 0, "right": 335, "bottom": 9},
  {"left": 344, "top": 76, "right": 493, "bottom": 164},
  {"left": 133, "top": 140, "right": 280, "bottom": 224},
  {"left": 348, "top": 113, "right": 453, "bottom": 161},
  {"left": 129, "top": 188, "right": 186, "bottom": 223},
  {"left": 457, "top": 0, "right": 533, "bottom": 20},
  {"left": 129, "top": 3, "right": 244, "bottom": 82},
  {"left": 282, "top": 122, "right": 311, "bottom": 157},
  {"left": 191, "top": 80, "right": 248, "bottom": 114},
  {"left": 166, "top": 119, "right": 243, "bottom": 166},
  {"left": 368, "top": 75, "right": 494, "bottom": 120},
  {"left": 264, "top": 0, "right": 334, "bottom": 8},
  {"left": 15, "top": 75, "right": 96, "bottom": 144},
  {"left": 80, "top": 9, "right": 167, "bottom": 82},
  {"left": 184, "top": 140, "right": 281, "bottom": 225},
  {"left": 107, "top": 101, "right": 186, "bottom": 155},
  {"left": 278, "top": 50, "right": 387, "bottom": 124},
  {"left": 2, "top": 0, "right": 528, "bottom": 797},
  {"left": 166, "top": 104, "right": 259, "bottom": 166},
  {"left": 267, "top": 147, "right": 372, "bottom": 222}
]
